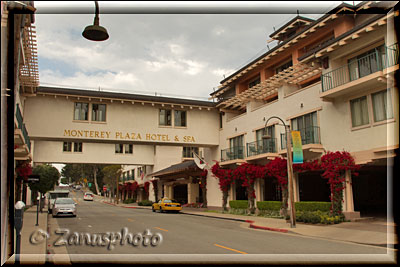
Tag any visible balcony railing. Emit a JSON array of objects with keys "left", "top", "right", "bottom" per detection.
[
  {"left": 15, "top": 104, "right": 31, "bottom": 151},
  {"left": 321, "top": 43, "right": 399, "bottom": 92},
  {"left": 221, "top": 146, "right": 245, "bottom": 162},
  {"left": 246, "top": 138, "right": 277, "bottom": 157},
  {"left": 281, "top": 126, "right": 320, "bottom": 150}
]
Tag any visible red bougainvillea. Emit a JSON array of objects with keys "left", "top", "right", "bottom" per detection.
[
  {"left": 320, "top": 151, "right": 360, "bottom": 216},
  {"left": 16, "top": 161, "right": 32, "bottom": 181},
  {"left": 129, "top": 181, "right": 139, "bottom": 193}
]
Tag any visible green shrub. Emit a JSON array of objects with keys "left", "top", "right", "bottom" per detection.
[
  {"left": 229, "top": 200, "right": 248, "bottom": 209},
  {"left": 229, "top": 208, "right": 248, "bottom": 215},
  {"left": 293, "top": 210, "right": 345, "bottom": 224},
  {"left": 256, "top": 201, "right": 281, "bottom": 211},
  {"left": 295, "top": 201, "right": 331, "bottom": 212},
  {"left": 257, "top": 210, "right": 282, "bottom": 218},
  {"left": 123, "top": 198, "right": 135, "bottom": 204},
  {"left": 138, "top": 200, "right": 153, "bottom": 206}
]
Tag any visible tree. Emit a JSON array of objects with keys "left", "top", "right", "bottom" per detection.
[
  {"left": 62, "top": 164, "right": 105, "bottom": 194},
  {"left": 60, "top": 178, "right": 68, "bottom": 184},
  {"left": 29, "top": 164, "right": 60, "bottom": 194},
  {"left": 102, "top": 165, "right": 122, "bottom": 203}
]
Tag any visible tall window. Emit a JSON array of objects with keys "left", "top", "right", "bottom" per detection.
[
  {"left": 350, "top": 96, "right": 369, "bottom": 127},
  {"left": 248, "top": 76, "right": 260, "bottom": 89},
  {"left": 291, "top": 111, "right": 319, "bottom": 145},
  {"left": 183, "top": 147, "right": 199, "bottom": 158},
  {"left": 63, "top": 142, "right": 72, "bottom": 152},
  {"left": 124, "top": 144, "right": 133, "bottom": 154},
  {"left": 348, "top": 45, "right": 385, "bottom": 81},
  {"left": 255, "top": 125, "right": 275, "bottom": 153},
  {"left": 74, "top": 102, "right": 88, "bottom": 121},
  {"left": 174, "top": 110, "right": 187, "bottom": 127},
  {"left": 229, "top": 135, "right": 244, "bottom": 159},
  {"left": 159, "top": 109, "right": 172, "bottom": 126},
  {"left": 73, "top": 142, "right": 82, "bottom": 152},
  {"left": 372, "top": 89, "right": 394, "bottom": 122},
  {"left": 275, "top": 60, "right": 293, "bottom": 74},
  {"left": 115, "top": 144, "right": 123, "bottom": 154},
  {"left": 92, "top": 104, "right": 106, "bottom": 122}
]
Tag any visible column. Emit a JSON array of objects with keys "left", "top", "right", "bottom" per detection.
[
  {"left": 343, "top": 170, "right": 354, "bottom": 212},
  {"left": 164, "top": 184, "right": 168, "bottom": 198},
  {"left": 188, "top": 183, "right": 199, "bottom": 204},
  {"left": 255, "top": 179, "right": 262, "bottom": 202},
  {"left": 169, "top": 185, "right": 174, "bottom": 199}
]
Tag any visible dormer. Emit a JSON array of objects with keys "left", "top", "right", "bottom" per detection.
[{"left": 269, "top": 16, "right": 314, "bottom": 43}]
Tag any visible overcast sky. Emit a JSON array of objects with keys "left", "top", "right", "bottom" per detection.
[{"left": 32, "top": 1, "right": 358, "bottom": 102}]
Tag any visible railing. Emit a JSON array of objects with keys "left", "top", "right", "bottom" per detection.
[
  {"left": 281, "top": 126, "right": 320, "bottom": 150},
  {"left": 321, "top": 43, "right": 399, "bottom": 92},
  {"left": 221, "top": 146, "right": 245, "bottom": 162},
  {"left": 246, "top": 138, "right": 277, "bottom": 157},
  {"left": 15, "top": 104, "right": 31, "bottom": 152}
]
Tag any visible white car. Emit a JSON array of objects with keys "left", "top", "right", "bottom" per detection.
[{"left": 83, "top": 192, "right": 94, "bottom": 201}]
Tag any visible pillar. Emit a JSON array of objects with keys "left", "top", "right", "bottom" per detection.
[
  {"left": 164, "top": 184, "right": 168, "bottom": 198},
  {"left": 255, "top": 179, "right": 263, "bottom": 202},
  {"left": 169, "top": 185, "right": 174, "bottom": 199},
  {"left": 188, "top": 183, "right": 199, "bottom": 204},
  {"left": 343, "top": 170, "right": 354, "bottom": 212}
]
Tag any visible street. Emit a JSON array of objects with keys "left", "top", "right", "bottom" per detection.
[{"left": 45, "top": 190, "right": 390, "bottom": 258}]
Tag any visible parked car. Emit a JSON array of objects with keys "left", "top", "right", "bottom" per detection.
[
  {"left": 47, "top": 190, "right": 70, "bottom": 213},
  {"left": 52, "top": 197, "right": 77, "bottom": 217},
  {"left": 152, "top": 198, "right": 182, "bottom": 213},
  {"left": 83, "top": 192, "right": 94, "bottom": 201}
]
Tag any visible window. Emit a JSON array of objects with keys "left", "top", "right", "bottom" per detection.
[
  {"left": 159, "top": 109, "right": 172, "bottom": 126},
  {"left": 124, "top": 144, "right": 133, "bottom": 154},
  {"left": 183, "top": 147, "right": 199, "bottom": 158},
  {"left": 248, "top": 76, "right": 260, "bottom": 89},
  {"left": 275, "top": 60, "right": 293, "bottom": 74},
  {"left": 372, "top": 89, "right": 394, "bottom": 122},
  {"left": 63, "top": 142, "right": 72, "bottom": 152},
  {"left": 73, "top": 142, "right": 82, "bottom": 152},
  {"left": 254, "top": 125, "right": 275, "bottom": 153},
  {"left": 291, "top": 111, "right": 319, "bottom": 145},
  {"left": 219, "top": 113, "right": 223, "bottom": 129},
  {"left": 229, "top": 135, "right": 244, "bottom": 159},
  {"left": 350, "top": 96, "right": 369, "bottom": 127},
  {"left": 74, "top": 102, "right": 88, "bottom": 121},
  {"left": 115, "top": 144, "right": 123, "bottom": 154},
  {"left": 348, "top": 45, "right": 384, "bottom": 81},
  {"left": 92, "top": 104, "right": 106, "bottom": 122},
  {"left": 174, "top": 110, "right": 187, "bottom": 127},
  {"left": 256, "top": 125, "right": 275, "bottom": 141}
]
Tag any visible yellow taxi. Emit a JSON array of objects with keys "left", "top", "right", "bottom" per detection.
[{"left": 152, "top": 198, "right": 182, "bottom": 213}]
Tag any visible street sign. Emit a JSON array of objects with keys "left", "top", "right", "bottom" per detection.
[
  {"left": 27, "top": 175, "right": 40, "bottom": 183},
  {"left": 103, "top": 186, "right": 107, "bottom": 191}
]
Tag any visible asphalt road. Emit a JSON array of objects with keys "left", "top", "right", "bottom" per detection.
[{"left": 47, "top": 190, "right": 389, "bottom": 257}]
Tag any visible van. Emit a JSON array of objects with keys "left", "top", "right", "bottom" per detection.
[{"left": 47, "top": 190, "right": 70, "bottom": 213}]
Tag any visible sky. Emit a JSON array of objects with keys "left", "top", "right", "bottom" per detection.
[
  {"left": 32, "top": 1, "right": 357, "bottom": 174},
  {"left": 32, "top": 1, "right": 358, "bottom": 101}
]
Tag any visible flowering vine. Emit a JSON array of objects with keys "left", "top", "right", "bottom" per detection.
[
  {"left": 232, "top": 163, "right": 264, "bottom": 214},
  {"left": 16, "top": 161, "right": 32, "bottom": 181},
  {"left": 320, "top": 151, "right": 360, "bottom": 216},
  {"left": 144, "top": 181, "right": 150, "bottom": 197},
  {"left": 211, "top": 162, "right": 234, "bottom": 211}
]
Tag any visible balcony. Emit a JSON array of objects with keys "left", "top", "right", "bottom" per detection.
[
  {"left": 14, "top": 104, "right": 32, "bottom": 160},
  {"left": 220, "top": 146, "right": 245, "bottom": 164},
  {"left": 246, "top": 139, "right": 279, "bottom": 162},
  {"left": 280, "top": 126, "right": 324, "bottom": 160},
  {"left": 320, "top": 43, "right": 399, "bottom": 100}
]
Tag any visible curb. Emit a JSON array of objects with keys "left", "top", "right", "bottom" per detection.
[{"left": 101, "top": 201, "right": 290, "bottom": 234}]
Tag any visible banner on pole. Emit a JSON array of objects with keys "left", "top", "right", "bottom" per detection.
[{"left": 291, "top": 131, "right": 303, "bottom": 164}]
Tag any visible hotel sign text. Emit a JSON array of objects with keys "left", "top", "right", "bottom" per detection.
[{"left": 63, "top": 129, "right": 196, "bottom": 143}]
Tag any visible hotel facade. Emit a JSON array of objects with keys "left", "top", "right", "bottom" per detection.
[{"left": 2, "top": 1, "right": 398, "bottom": 260}]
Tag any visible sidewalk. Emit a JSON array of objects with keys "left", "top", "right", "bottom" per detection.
[
  {"left": 5, "top": 205, "right": 48, "bottom": 265},
  {"left": 96, "top": 195, "right": 397, "bottom": 247}
]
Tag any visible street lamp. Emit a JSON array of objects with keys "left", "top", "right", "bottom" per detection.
[
  {"left": 263, "top": 116, "right": 296, "bottom": 228},
  {"left": 82, "top": 1, "right": 109, "bottom": 41}
]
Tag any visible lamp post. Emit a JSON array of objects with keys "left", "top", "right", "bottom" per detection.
[{"left": 263, "top": 116, "right": 296, "bottom": 228}]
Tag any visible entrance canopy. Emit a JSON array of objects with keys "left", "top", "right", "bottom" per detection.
[{"left": 149, "top": 160, "right": 202, "bottom": 181}]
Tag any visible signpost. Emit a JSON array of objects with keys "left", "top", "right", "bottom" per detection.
[{"left": 28, "top": 175, "right": 41, "bottom": 226}]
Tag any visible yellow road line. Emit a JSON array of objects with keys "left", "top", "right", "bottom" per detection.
[
  {"left": 73, "top": 198, "right": 80, "bottom": 204},
  {"left": 127, "top": 218, "right": 134, "bottom": 222},
  {"left": 154, "top": 227, "right": 169, "bottom": 232},
  {"left": 214, "top": 243, "right": 247, "bottom": 254}
]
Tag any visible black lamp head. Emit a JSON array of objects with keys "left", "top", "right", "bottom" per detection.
[{"left": 82, "top": 1, "right": 109, "bottom": 41}]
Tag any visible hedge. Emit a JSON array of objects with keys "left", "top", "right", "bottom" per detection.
[
  {"left": 295, "top": 201, "right": 331, "bottom": 212},
  {"left": 256, "top": 201, "right": 281, "bottom": 211},
  {"left": 123, "top": 198, "right": 135, "bottom": 204},
  {"left": 138, "top": 200, "right": 153, "bottom": 206},
  {"left": 229, "top": 200, "right": 248, "bottom": 209}
]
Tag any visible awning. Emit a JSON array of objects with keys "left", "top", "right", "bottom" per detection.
[{"left": 148, "top": 160, "right": 202, "bottom": 180}]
